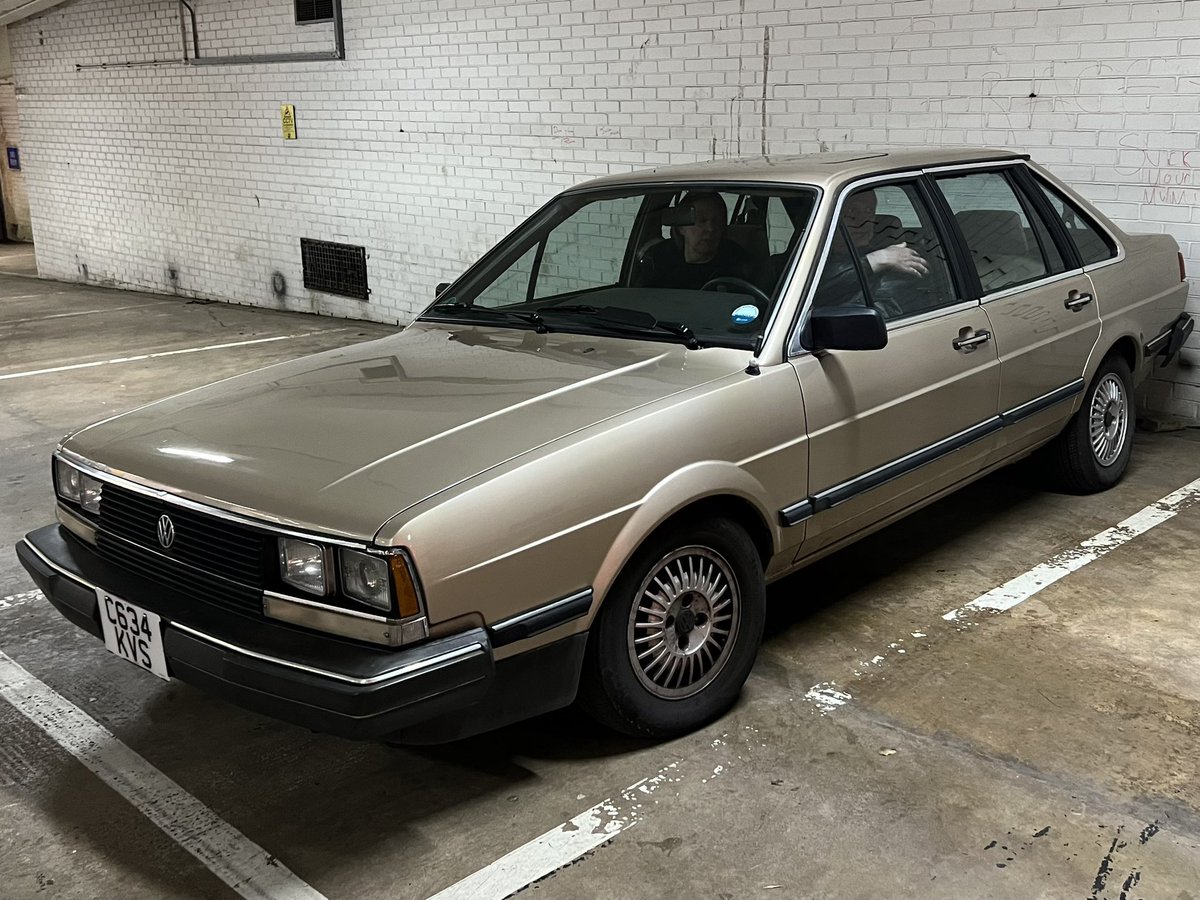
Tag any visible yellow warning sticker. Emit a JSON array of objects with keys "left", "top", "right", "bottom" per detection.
[{"left": 281, "top": 104, "right": 297, "bottom": 140}]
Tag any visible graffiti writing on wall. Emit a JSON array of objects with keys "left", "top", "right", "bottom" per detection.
[{"left": 1116, "top": 137, "right": 1200, "bottom": 207}]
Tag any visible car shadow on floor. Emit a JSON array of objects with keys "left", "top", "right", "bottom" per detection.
[{"left": 759, "top": 464, "right": 1045, "bottom": 643}]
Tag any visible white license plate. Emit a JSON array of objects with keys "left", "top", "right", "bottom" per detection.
[{"left": 96, "top": 590, "right": 170, "bottom": 682}]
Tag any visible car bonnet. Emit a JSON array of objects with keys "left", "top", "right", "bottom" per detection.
[{"left": 62, "top": 322, "right": 744, "bottom": 540}]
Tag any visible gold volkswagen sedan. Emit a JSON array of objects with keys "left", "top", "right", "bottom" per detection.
[{"left": 18, "top": 148, "right": 1194, "bottom": 742}]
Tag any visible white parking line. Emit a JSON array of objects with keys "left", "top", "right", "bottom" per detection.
[
  {"left": 0, "top": 591, "right": 43, "bottom": 611},
  {"left": 0, "top": 332, "right": 343, "bottom": 381},
  {"left": 3, "top": 301, "right": 178, "bottom": 325},
  {"left": 0, "top": 651, "right": 328, "bottom": 900},
  {"left": 0, "top": 292, "right": 65, "bottom": 302},
  {"left": 427, "top": 761, "right": 700, "bottom": 900},
  {"left": 943, "top": 475, "right": 1200, "bottom": 619},
  {"left": 804, "top": 474, "right": 1200, "bottom": 712}
]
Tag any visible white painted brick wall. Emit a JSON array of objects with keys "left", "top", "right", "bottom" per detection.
[{"left": 7, "top": 0, "right": 1200, "bottom": 419}]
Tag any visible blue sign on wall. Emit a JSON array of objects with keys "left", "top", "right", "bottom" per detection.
[{"left": 6, "top": 147, "right": 18, "bottom": 170}]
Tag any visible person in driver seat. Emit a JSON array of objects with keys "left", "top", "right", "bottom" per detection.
[{"left": 633, "top": 191, "right": 754, "bottom": 290}]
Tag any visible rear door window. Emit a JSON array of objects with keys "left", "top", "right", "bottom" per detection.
[{"left": 935, "top": 170, "right": 1066, "bottom": 294}]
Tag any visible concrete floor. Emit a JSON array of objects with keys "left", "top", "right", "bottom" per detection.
[{"left": 2, "top": 272, "right": 1200, "bottom": 900}]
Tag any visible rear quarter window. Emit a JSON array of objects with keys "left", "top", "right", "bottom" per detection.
[{"left": 1029, "top": 177, "right": 1118, "bottom": 266}]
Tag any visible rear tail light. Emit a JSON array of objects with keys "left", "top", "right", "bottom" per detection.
[{"left": 1180, "top": 252, "right": 1187, "bottom": 282}]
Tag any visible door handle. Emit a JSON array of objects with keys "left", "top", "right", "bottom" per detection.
[
  {"left": 1065, "top": 291, "right": 1093, "bottom": 311},
  {"left": 952, "top": 329, "right": 992, "bottom": 353}
]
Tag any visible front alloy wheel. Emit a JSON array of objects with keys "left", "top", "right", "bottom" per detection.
[
  {"left": 580, "top": 517, "right": 765, "bottom": 738},
  {"left": 628, "top": 547, "right": 741, "bottom": 700}
]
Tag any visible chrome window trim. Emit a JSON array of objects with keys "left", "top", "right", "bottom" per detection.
[
  {"left": 885, "top": 298, "right": 981, "bottom": 329},
  {"left": 20, "top": 538, "right": 476, "bottom": 686},
  {"left": 750, "top": 184, "right": 825, "bottom": 353},
  {"left": 977, "top": 267, "right": 1085, "bottom": 303},
  {"left": 56, "top": 448, "right": 371, "bottom": 548},
  {"left": 1083, "top": 251, "right": 1127, "bottom": 272},
  {"left": 920, "top": 160, "right": 1027, "bottom": 176}
]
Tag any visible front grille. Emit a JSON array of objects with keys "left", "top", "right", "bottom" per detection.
[
  {"left": 96, "top": 485, "right": 268, "bottom": 617},
  {"left": 95, "top": 532, "right": 265, "bottom": 616}
]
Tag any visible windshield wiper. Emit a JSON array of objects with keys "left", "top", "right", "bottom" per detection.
[
  {"left": 425, "top": 302, "right": 549, "bottom": 333},
  {"left": 537, "top": 305, "right": 702, "bottom": 349}
]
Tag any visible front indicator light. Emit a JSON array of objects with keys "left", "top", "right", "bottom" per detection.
[
  {"left": 279, "top": 538, "right": 332, "bottom": 596},
  {"left": 390, "top": 554, "right": 422, "bottom": 619},
  {"left": 339, "top": 549, "right": 392, "bottom": 612}
]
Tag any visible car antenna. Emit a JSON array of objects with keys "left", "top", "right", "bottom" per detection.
[{"left": 745, "top": 335, "right": 763, "bottom": 375}]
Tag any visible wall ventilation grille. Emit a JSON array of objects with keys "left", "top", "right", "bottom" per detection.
[
  {"left": 295, "top": 0, "right": 334, "bottom": 24},
  {"left": 300, "top": 239, "right": 369, "bottom": 301}
]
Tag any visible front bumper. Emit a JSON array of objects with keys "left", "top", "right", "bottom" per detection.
[{"left": 16, "top": 524, "right": 495, "bottom": 740}]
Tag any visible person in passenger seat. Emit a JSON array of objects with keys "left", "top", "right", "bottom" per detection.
[
  {"left": 633, "top": 192, "right": 753, "bottom": 290},
  {"left": 843, "top": 189, "right": 929, "bottom": 279},
  {"left": 814, "top": 189, "right": 930, "bottom": 314}
]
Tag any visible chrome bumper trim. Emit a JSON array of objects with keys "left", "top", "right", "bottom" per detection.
[
  {"left": 21, "top": 538, "right": 478, "bottom": 687},
  {"left": 263, "top": 590, "right": 429, "bottom": 648}
]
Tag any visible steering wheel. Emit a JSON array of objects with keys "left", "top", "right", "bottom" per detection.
[{"left": 699, "top": 276, "right": 772, "bottom": 308}]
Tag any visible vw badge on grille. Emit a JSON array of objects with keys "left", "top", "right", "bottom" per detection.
[{"left": 157, "top": 514, "right": 176, "bottom": 549}]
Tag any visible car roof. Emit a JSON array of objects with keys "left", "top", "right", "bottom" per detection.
[{"left": 568, "top": 147, "right": 1030, "bottom": 192}]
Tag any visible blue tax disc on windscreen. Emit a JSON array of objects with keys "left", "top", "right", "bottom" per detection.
[{"left": 731, "top": 304, "right": 759, "bottom": 326}]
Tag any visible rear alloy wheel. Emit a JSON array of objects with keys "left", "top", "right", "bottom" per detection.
[
  {"left": 1049, "top": 354, "right": 1135, "bottom": 493},
  {"left": 580, "top": 518, "right": 765, "bottom": 738}
]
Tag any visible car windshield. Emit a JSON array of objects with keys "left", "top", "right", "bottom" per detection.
[{"left": 419, "top": 185, "right": 819, "bottom": 349}]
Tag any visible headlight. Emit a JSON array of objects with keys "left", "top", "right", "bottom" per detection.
[
  {"left": 339, "top": 549, "right": 392, "bottom": 611},
  {"left": 278, "top": 538, "right": 332, "bottom": 596},
  {"left": 79, "top": 475, "right": 103, "bottom": 513},
  {"left": 55, "top": 458, "right": 82, "bottom": 503},
  {"left": 55, "top": 459, "right": 104, "bottom": 513}
]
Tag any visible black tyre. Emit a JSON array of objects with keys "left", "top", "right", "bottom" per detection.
[
  {"left": 579, "top": 517, "right": 765, "bottom": 738},
  {"left": 1048, "top": 354, "right": 1135, "bottom": 493}
]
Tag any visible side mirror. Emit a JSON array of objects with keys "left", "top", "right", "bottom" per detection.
[
  {"left": 808, "top": 306, "right": 888, "bottom": 351},
  {"left": 435, "top": 282, "right": 451, "bottom": 298}
]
